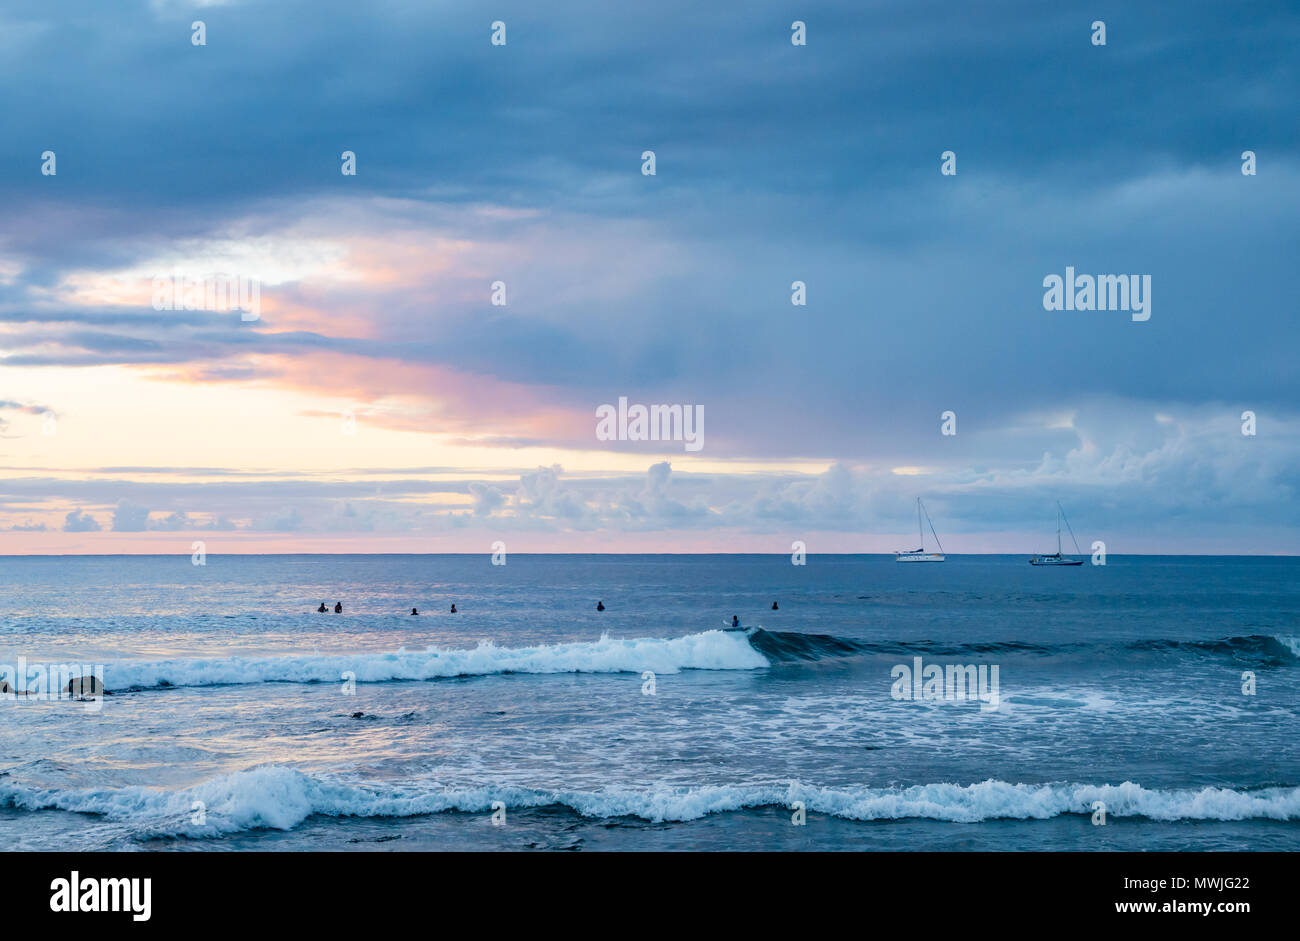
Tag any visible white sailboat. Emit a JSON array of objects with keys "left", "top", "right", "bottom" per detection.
[
  {"left": 1029, "top": 502, "right": 1084, "bottom": 566},
  {"left": 895, "top": 498, "right": 945, "bottom": 562}
]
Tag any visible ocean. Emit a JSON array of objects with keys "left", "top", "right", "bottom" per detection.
[{"left": 0, "top": 553, "right": 1296, "bottom": 851}]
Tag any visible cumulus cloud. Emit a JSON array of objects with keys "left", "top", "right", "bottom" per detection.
[
  {"left": 150, "top": 510, "right": 192, "bottom": 531},
  {"left": 63, "top": 509, "right": 102, "bottom": 532},
  {"left": 200, "top": 515, "right": 239, "bottom": 531},
  {"left": 514, "top": 465, "right": 591, "bottom": 522},
  {"left": 256, "top": 506, "right": 306, "bottom": 532},
  {"left": 5, "top": 400, "right": 1295, "bottom": 550},
  {"left": 111, "top": 500, "right": 151, "bottom": 532},
  {"left": 469, "top": 482, "right": 506, "bottom": 517}
]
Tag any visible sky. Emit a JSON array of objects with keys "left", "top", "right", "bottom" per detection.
[{"left": 1, "top": 0, "right": 1297, "bottom": 554}]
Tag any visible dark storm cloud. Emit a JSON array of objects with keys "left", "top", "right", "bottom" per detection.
[{"left": 3, "top": 0, "right": 1296, "bottom": 210}]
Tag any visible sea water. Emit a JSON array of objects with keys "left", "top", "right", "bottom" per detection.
[{"left": 0, "top": 554, "right": 1296, "bottom": 851}]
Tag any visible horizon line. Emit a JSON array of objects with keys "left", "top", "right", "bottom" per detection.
[{"left": 1, "top": 551, "right": 1296, "bottom": 559}]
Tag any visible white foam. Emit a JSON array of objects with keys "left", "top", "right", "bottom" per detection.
[
  {"left": 100, "top": 629, "right": 769, "bottom": 690},
  {"left": 3, "top": 767, "right": 1297, "bottom": 837}
]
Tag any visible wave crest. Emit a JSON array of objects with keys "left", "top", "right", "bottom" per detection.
[
  {"left": 3, "top": 767, "right": 1297, "bottom": 837},
  {"left": 749, "top": 630, "right": 1300, "bottom": 666},
  {"left": 101, "top": 629, "right": 769, "bottom": 691}
]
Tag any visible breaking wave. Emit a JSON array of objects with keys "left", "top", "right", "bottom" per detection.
[
  {"left": 30, "top": 630, "right": 1299, "bottom": 693},
  {"left": 98, "top": 629, "right": 769, "bottom": 691},
  {"left": 3, "top": 766, "right": 1297, "bottom": 837}
]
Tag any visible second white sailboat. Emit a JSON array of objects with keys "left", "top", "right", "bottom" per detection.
[{"left": 896, "top": 498, "right": 945, "bottom": 562}]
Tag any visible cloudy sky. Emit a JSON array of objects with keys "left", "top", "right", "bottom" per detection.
[{"left": 1, "top": 0, "right": 1297, "bottom": 553}]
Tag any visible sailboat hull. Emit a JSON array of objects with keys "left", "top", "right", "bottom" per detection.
[
  {"left": 1029, "top": 556, "right": 1083, "bottom": 566},
  {"left": 896, "top": 552, "right": 945, "bottom": 562}
]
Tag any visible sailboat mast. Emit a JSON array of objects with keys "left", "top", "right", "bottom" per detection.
[
  {"left": 1056, "top": 506, "right": 1062, "bottom": 554},
  {"left": 917, "top": 498, "right": 923, "bottom": 548},
  {"left": 1058, "top": 501, "right": 1083, "bottom": 555}
]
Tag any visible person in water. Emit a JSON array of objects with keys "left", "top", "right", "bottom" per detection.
[
  {"left": 731, "top": 615, "right": 739, "bottom": 627},
  {"left": 596, "top": 601, "right": 605, "bottom": 611},
  {"left": 410, "top": 607, "right": 419, "bottom": 616},
  {"left": 772, "top": 601, "right": 779, "bottom": 610},
  {"left": 334, "top": 602, "right": 343, "bottom": 614},
  {"left": 450, "top": 604, "right": 457, "bottom": 613},
  {"left": 317, "top": 603, "right": 327, "bottom": 613}
]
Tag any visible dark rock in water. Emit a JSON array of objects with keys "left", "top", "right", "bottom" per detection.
[
  {"left": 64, "top": 675, "right": 107, "bottom": 697},
  {"left": 351, "top": 711, "right": 365, "bottom": 718}
]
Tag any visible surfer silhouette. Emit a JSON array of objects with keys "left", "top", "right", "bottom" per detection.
[
  {"left": 317, "top": 603, "right": 327, "bottom": 613},
  {"left": 334, "top": 602, "right": 342, "bottom": 614},
  {"left": 596, "top": 601, "right": 605, "bottom": 611},
  {"left": 450, "top": 604, "right": 457, "bottom": 613},
  {"left": 410, "top": 607, "right": 419, "bottom": 615}
]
